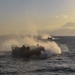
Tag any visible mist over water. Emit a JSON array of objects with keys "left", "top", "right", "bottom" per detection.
[{"left": 0, "top": 34, "right": 61, "bottom": 57}]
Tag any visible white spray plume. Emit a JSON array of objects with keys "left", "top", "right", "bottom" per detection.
[
  {"left": 0, "top": 34, "right": 61, "bottom": 55},
  {"left": 40, "top": 33, "right": 52, "bottom": 39}
]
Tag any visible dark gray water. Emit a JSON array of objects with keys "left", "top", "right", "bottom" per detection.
[{"left": 0, "top": 36, "right": 75, "bottom": 75}]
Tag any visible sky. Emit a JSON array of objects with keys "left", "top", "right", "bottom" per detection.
[{"left": 0, "top": 0, "right": 75, "bottom": 36}]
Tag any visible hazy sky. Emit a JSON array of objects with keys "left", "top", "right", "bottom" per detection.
[{"left": 0, "top": 0, "right": 75, "bottom": 35}]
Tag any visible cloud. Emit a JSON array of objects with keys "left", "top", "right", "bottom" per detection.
[
  {"left": 63, "top": 22, "right": 75, "bottom": 26},
  {"left": 51, "top": 22, "right": 75, "bottom": 36},
  {"left": 56, "top": 15, "right": 68, "bottom": 19},
  {"left": 62, "top": 22, "right": 75, "bottom": 29}
]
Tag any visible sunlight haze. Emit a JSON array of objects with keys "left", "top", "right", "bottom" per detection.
[{"left": 0, "top": 0, "right": 75, "bottom": 36}]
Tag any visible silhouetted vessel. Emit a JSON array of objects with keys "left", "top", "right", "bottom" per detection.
[
  {"left": 12, "top": 45, "right": 45, "bottom": 58},
  {"left": 47, "top": 36, "right": 59, "bottom": 41}
]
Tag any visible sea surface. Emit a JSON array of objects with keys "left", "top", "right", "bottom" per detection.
[{"left": 0, "top": 36, "right": 75, "bottom": 75}]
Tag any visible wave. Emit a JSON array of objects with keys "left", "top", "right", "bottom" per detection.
[{"left": 28, "top": 66, "right": 75, "bottom": 73}]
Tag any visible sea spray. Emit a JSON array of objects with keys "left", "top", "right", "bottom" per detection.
[
  {"left": 0, "top": 40, "right": 20, "bottom": 51},
  {"left": 22, "top": 35, "right": 61, "bottom": 54},
  {"left": 40, "top": 33, "right": 52, "bottom": 39},
  {"left": 0, "top": 34, "right": 61, "bottom": 56}
]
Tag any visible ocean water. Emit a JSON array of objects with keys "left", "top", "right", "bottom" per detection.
[{"left": 0, "top": 36, "right": 75, "bottom": 75}]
